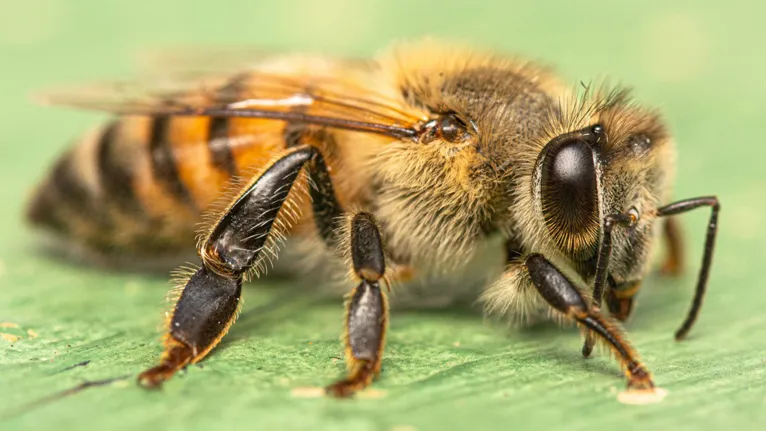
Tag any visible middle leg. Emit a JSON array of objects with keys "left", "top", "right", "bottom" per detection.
[{"left": 325, "top": 212, "right": 389, "bottom": 397}]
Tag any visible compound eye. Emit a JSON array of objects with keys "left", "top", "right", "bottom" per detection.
[{"left": 540, "top": 137, "right": 600, "bottom": 257}]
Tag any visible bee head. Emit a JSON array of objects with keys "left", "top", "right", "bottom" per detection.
[{"left": 528, "top": 89, "right": 675, "bottom": 282}]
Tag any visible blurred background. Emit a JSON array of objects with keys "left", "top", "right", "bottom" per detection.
[{"left": 1, "top": 1, "right": 764, "bottom": 430}]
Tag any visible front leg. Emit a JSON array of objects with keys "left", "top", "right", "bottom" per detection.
[
  {"left": 138, "top": 145, "right": 316, "bottom": 387},
  {"left": 524, "top": 254, "right": 654, "bottom": 389},
  {"left": 326, "top": 212, "right": 389, "bottom": 397}
]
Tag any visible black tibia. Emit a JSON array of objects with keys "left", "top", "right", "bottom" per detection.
[
  {"left": 582, "top": 211, "right": 637, "bottom": 358},
  {"left": 657, "top": 196, "right": 720, "bottom": 340},
  {"left": 207, "top": 147, "right": 314, "bottom": 275},
  {"left": 307, "top": 150, "right": 344, "bottom": 248},
  {"left": 327, "top": 212, "right": 388, "bottom": 398},
  {"left": 524, "top": 254, "right": 653, "bottom": 389},
  {"left": 138, "top": 146, "right": 317, "bottom": 388},
  {"left": 170, "top": 266, "right": 242, "bottom": 355}
]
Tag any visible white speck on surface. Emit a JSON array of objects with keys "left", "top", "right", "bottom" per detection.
[
  {"left": 113, "top": 380, "right": 130, "bottom": 388},
  {"left": 0, "top": 333, "right": 20, "bottom": 343},
  {"left": 357, "top": 389, "right": 387, "bottom": 399},
  {"left": 290, "top": 386, "right": 325, "bottom": 398},
  {"left": 617, "top": 387, "right": 668, "bottom": 405}
]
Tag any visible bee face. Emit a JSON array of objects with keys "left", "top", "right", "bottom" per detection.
[
  {"left": 594, "top": 102, "right": 675, "bottom": 284},
  {"left": 525, "top": 92, "right": 675, "bottom": 283}
]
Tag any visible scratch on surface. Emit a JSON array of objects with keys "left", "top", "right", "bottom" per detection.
[
  {"left": 407, "top": 356, "right": 492, "bottom": 386},
  {"left": 58, "top": 360, "right": 91, "bottom": 373},
  {"left": 0, "top": 322, "right": 19, "bottom": 328},
  {"left": 2, "top": 375, "right": 130, "bottom": 420},
  {"left": 27, "top": 329, "right": 39, "bottom": 338}
]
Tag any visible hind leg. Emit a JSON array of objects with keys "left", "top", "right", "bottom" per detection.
[{"left": 138, "top": 145, "right": 320, "bottom": 387}]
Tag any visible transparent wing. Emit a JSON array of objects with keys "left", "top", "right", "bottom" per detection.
[
  {"left": 36, "top": 57, "right": 426, "bottom": 140},
  {"left": 135, "top": 45, "right": 275, "bottom": 76},
  {"left": 135, "top": 46, "right": 374, "bottom": 77}
]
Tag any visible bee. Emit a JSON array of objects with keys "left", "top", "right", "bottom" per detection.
[{"left": 27, "top": 39, "right": 719, "bottom": 397}]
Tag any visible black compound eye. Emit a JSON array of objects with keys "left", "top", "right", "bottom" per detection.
[{"left": 539, "top": 136, "right": 600, "bottom": 257}]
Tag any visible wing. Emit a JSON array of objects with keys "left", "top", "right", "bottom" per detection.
[
  {"left": 134, "top": 45, "right": 276, "bottom": 77},
  {"left": 135, "top": 45, "right": 374, "bottom": 77},
  {"left": 36, "top": 56, "right": 427, "bottom": 141}
]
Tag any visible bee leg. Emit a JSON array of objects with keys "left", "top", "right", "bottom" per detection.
[
  {"left": 138, "top": 267, "right": 241, "bottom": 387},
  {"left": 582, "top": 212, "right": 637, "bottom": 357},
  {"left": 657, "top": 196, "right": 720, "bottom": 340},
  {"left": 660, "top": 217, "right": 684, "bottom": 276},
  {"left": 524, "top": 253, "right": 654, "bottom": 389},
  {"left": 138, "top": 145, "right": 317, "bottom": 388},
  {"left": 305, "top": 148, "right": 395, "bottom": 397},
  {"left": 306, "top": 145, "right": 390, "bottom": 397},
  {"left": 326, "top": 212, "right": 388, "bottom": 398}
]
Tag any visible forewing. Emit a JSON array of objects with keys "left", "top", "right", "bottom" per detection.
[{"left": 37, "top": 57, "right": 426, "bottom": 139}]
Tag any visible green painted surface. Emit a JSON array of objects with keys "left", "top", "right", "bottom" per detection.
[{"left": 1, "top": 1, "right": 764, "bottom": 430}]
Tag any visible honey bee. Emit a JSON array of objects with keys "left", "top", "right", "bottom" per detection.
[{"left": 27, "top": 39, "right": 719, "bottom": 397}]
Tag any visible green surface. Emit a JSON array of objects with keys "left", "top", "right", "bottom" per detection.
[{"left": 1, "top": 1, "right": 765, "bottom": 430}]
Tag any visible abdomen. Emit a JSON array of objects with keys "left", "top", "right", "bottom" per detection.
[{"left": 27, "top": 114, "right": 289, "bottom": 262}]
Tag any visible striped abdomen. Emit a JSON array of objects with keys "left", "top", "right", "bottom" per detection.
[{"left": 27, "top": 114, "right": 291, "bottom": 259}]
